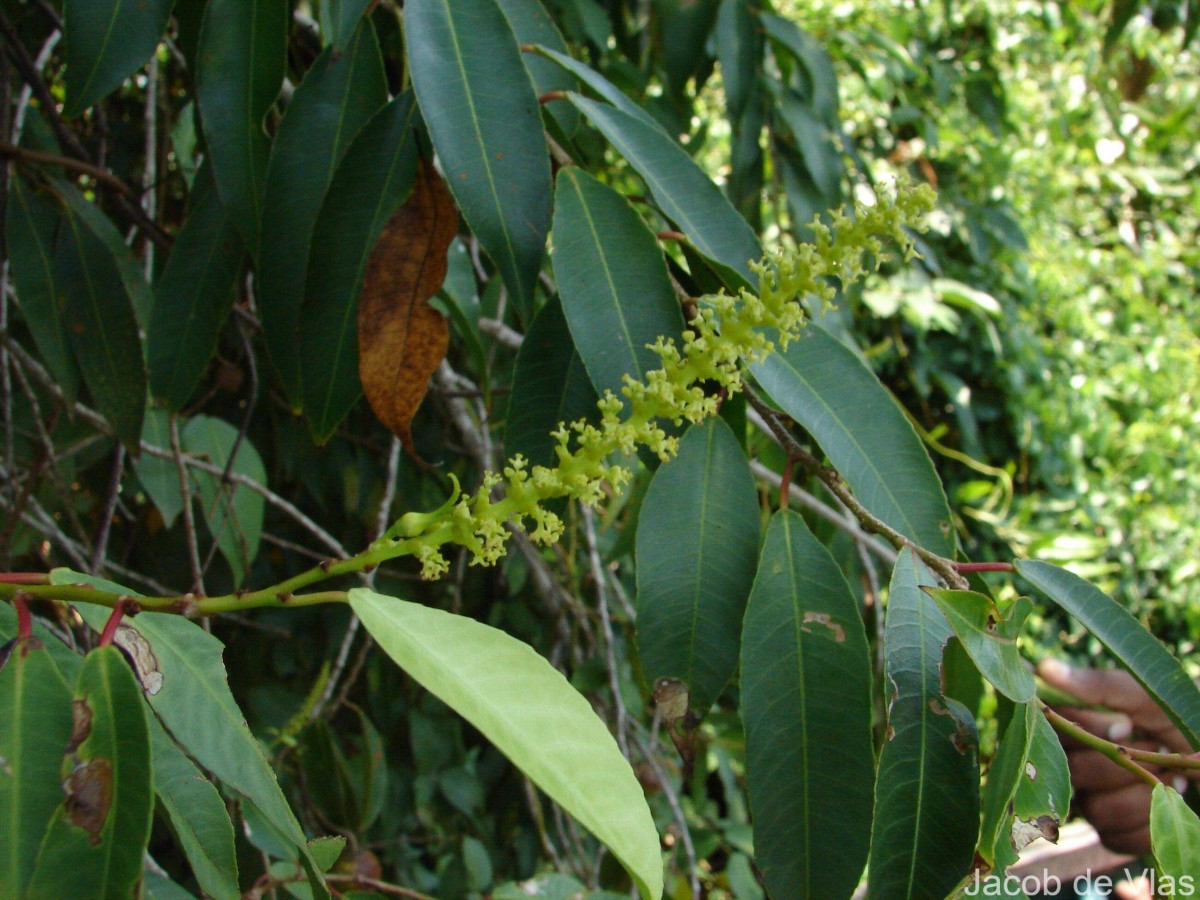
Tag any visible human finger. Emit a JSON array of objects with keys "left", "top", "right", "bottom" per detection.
[
  {"left": 1066, "top": 748, "right": 1144, "bottom": 792},
  {"left": 1051, "top": 706, "right": 1133, "bottom": 746},
  {"left": 1115, "top": 876, "right": 1153, "bottom": 900}
]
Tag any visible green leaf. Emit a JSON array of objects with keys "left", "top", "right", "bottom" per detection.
[
  {"left": 652, "top": 0, "right": 719, "bottom": 98},
  {"left": 300, "top": 93, "right": 421, "bottom": 442},
  {"left": 530, "top": 45, "right": 662, "bottom": 132},
  {"left": 869, "top": 549, "right": 979, "bottom": 899},
  {"left": 1152, "top": 783, "right": 1200, "bottom": 882},
  {"left": 53, "top": 186, "right": 146, "bottom": 451},
  {"left": 635, "top": 418, "right": 759, "bottom": 716},
  {"left": 740, "top": 509, "right": 874, "bottom": 899},
  {"left": 196, "top": 0, "right": 288, "bottom": 255},
  {"left": 349, "top": 589, "right": 663, "bottom": 900},
  {"left": 552, "top": 168, "right": 685, "bottom": 399},
  {"left": 1016, "top": 559, "right": 1200, "bottom": 750},
  {"left": 504, "top": 295, "right": 599, "bottom": 469},
  {"left": 493, "top": 0, "right": 581, "bottom": 138},
  {"left": 751, "top": 324, "right": 955, "bottom": 556},
  {"left": 775, "top": 88, "right": 842, "bottom": 201},
  {"left": 63, "top": 0, "right": 174, "bottom": 116},
  {"left": 716, "top": 0, "right": 760, "bottom": 123},
  {"left": 181, "top": 414, "right": 266, "bottom": 586},
  {"left": 570, "top": 93, "right": 760, "bottom": 284},
  {"left": 0, "top": 636, "right": 75, "bottom": 900},
  {"left": 1006, "top": 708, "right": 1071, "bottom": 862},
  {"left": 26, "top": 646, "right": 154, "bottom": 899},
  {"left": 149, "top": 163, "right": 246, "bottom": 411},
  {"left": 407, "top": 0, "right": 552, "bottom": 323},
  {"left": 54, "top": 571, "right": 323, "bottom": 889},
  {"left": 133, "top": 408, "right": 186, "bottom": 528},
  {"left": 6, "top": 176, "right": 79, "bottom": 402},
  {"left": 257, "top": 21, "right": 388, "bottom": 405},
  {"left": 149, "top": 714, "right": 240, "bottom": 900},
  {"left": 924, "top": 589, "right": 1036, "bottom": 702},
  {"left": 978, "top": 702, "right": 1035, "bottom": 870},
  {"left": 759, "top": 13, "right": 839, "bottom": 124},
  {"left": 319, "top": 0, "right": 373, "bottom": 49}
]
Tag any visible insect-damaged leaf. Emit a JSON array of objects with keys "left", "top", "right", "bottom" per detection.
[{"left": 358, "top": 160, "right": 458, "bottom": 453}]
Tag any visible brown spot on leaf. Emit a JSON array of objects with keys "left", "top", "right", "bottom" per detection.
[
  {"left": 928, "top": 697, "right": 949, "bottom": 716},
  {"left": 653, "top": 677, "right": 689, "bottom": 724},
  {"left": 64, "top": 758, "right": 113, "bottom": 845},
  {"left": 800, "top": 611, "right": 845, "bottom": 642},
  {"left": 113, "top": 624, "right": 164, "bottom": 695},
  {"left": 66, "top": 699, "right": 92, "bottom": 754},
  {"left": 358, "top": 159, "right": 458, "bottom": 458}
]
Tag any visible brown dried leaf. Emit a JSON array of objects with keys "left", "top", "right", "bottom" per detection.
[
  {"left": 64, "top": 758, "right": 113, "bottom": 845},
  {"left": 358, "top": 159, "right": 458, "bottom": 456}
]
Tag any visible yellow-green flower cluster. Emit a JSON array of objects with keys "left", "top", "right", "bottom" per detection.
[{"left": 392, "top": 184, "right": 936, "bottom": 578}]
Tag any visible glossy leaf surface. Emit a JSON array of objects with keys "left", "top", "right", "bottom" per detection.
[
  {"left": 635, "top": 418, "right": 759, "bottom": 716},
  {"left": 63, "top": 0, "right": 174, "bottom": 116},
  {"left": 740, "top": 510, "right": 874, "bottom": 899},
  {"left": 349, "top": 589, "right": 663, "bottom": 900}
]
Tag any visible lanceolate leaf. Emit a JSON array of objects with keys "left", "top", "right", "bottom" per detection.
[
  {"left": 653, "top": 0, "right": 720, "bottom": 99},
  {"left": 504, "top": 296, "right": 599, "bottom": 469},
  {"left": 1016, "top": 559, "right": 1200, "bottom": 750},
  {"left": 1007, "top": 709, "right": 1071, "bottom": 863},
  {"left": 6, "top": 176, "right": 78, "bottom": 402},
  {"left": 407, "top": 0, "right": 552, "bottom": 322},
  {"left": 195, "top": 0, "right": 288, "bottom": 255},
  {"left": 925, "top": 589, "right": 1036, "bottom": 703},
  {"left": 349, "top": 590, "right": 663, "bottom": 900},
  {"left": 740, "top": 509, "right": 874, "bottom": 899},
  {"left": 570, "top": 93, "right": 761, "bottom": 284},
  {"left": 63, "top": 0, "right": 174, "bottom": 117},
  {"left": 53, "top": 189, "right": 146, "bottom": 451},
  {"left": 1151, "top": 784, "right": 1200, "bottom": 881},
  {"left": 552, "top": 168, "right": 685, "bottom": 399},
  {"left": 26, "top": 647, "right": 153, "bottom": 899},
  {"left": 133, "top": 408, "right": 186, "bottom": 528},
  {"left": 319, "top": 0, "right": 374, "bottom": 49},
  {"left": 257, "top": 22, "right": 388, "bottom": 404},
  {"left": 636, "top": 418, "right": 759, "bottom": 716},
  {"left": 716, "top": 0, "right": 760, "bottom": 123},
  {"left": 149, "top": 162, "right": 246, "bottom": 411},
  {"left": 300, "top": 93, "right": 421, "bottom": 443},
  {"left": 869, "top": 549, "right": 979, "bottom": 899},
  {"left": 0, "top": 637, "right": 74, "bottom": 900},
  {"left": 978, "top": 701, "right": 1035, "bottom": 870},
  {"left": 181, "top": 415, "right": 266, "bottom": 586},
  {"left": 759, "top": 13, "right": 839, "bottom": 125},
  {"left": 492, "top": 0, "right": 581, "bottom": 138},
  {"left": 751, "top": 324, "right": 955, "bottom": 557},
  {"left": 530, "top": 45, "right": 662, "bottom": 132},
  {"left": 357, "top": 160, "right": 458, "bottom": 452}
]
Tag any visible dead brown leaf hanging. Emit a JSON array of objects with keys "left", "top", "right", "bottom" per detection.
[{"left": 358, "top": 159, "right": 458, "bottom": 456}]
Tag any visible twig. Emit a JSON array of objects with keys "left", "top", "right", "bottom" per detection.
[
  {"left": 89, "top": 444, "right": 125, "bottom": 574},
  {"left": 169, "top": 413, "right": 206, "bottom": 596},
  {"left": 1041, "top": 704, "right": 1161, "bottom": 788},
  {"left": 478, "top": 316, "right": 524, "bottom": 350},
  {"left": 629, "top": 720, "right": 700, "bottom": 897},
  {"left": 581, "top": 506, "right": 630, "bottom": 758}
]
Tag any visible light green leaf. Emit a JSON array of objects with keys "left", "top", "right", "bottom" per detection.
[
  {"left": 925, "top": 589, "right": 1036, "bottom": 702},
  {"left": 552, "top": 168, "right": 685, "bottom": 399},
  {"left": 570, "top": 93, "right": 760, "bottom": 284},
  {"left": 149, "top": 162, "right": 246, "bottom": 411},
  {"left": 182, "top": 414, "right": 266, "bottom": 586},
  {"left": 869, "top": 549, "right": 979, "bottom": 899},
  {"left": 196, "top": 0, "right": 288, "bottom": 255},
  {"left": 133, "top": 408, "right": 185, "bottom": 528},
  {"left": 0, "top": 635, "right": 75, "bottom": 900},
  {"left": 751, "top": 323, "right": 955, "bottom": 556},
  {"left": 978, "top": 702, "right": 1035, "bottom": 870},
  {"left": 300, "top": 93, "right": 420, "bottom": 442},
  {"left": 407, "top": 0, "right": 552, "bottom": 322},
  {"left": 1152, "top": 783, "right": 1200, "bottom": 882},
  {"left": 63, "top": 0, "right": 174, "bottom": 117},
  {"left": 636, "top": 418, "right": 759, "bottom": 716},
  {"left": 257, "top": 21, "right": 388, "bottom": 404},
  {"left": 1017, "top": 560, "right": 1200, "bottom": 750},
  {"left": 1006, "top": 708, "right": 1071, "bottom": 863},
  {"left": 349, "top": 589, "right": 663, "bottom": 900},
  {"left": 740, "top": 509, "right": 874, "bottom": 899},
  {"left": 26, "top": 647, "right": 154, "bottom": 899}
]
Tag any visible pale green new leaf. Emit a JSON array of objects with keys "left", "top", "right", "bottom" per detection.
[{"left": 1151, "top": 784, "right": 1200, "bottom": 882}]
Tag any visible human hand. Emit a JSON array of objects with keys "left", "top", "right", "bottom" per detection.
[{"left": 1038, "top": 659, "right": 1195, "bottom": 856}]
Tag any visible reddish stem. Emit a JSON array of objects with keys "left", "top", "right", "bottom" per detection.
[
  {"left": 954, "top": 561, "right": 1014, "bottom": 574},
  {"left": 538, "top": 90, "right": 567, "bottom": 104},
  {"left": 656, "top": 230, "right": 687, "bottom": 242},
  {"left": 13, "top": 591, "right": 33, "bottom": 641},
  {"left": 97, "top": 602, "right": 126, "bottom": 647},
  {"left": 779, "top": 456, "right": 794, "bottom": 510},
  {"left": 0, "top": 572, "right": 49, "bottom": 584}
]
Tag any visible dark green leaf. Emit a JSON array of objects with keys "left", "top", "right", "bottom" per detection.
[
  {"left": 716, "top": 0, "right": 760, "bottom": 122},
  {"left": 1017, "top": 559, "right": 1200, "bottom": 750},
  {"left": 493, "top": 0, "right": 581, "bottom": 138},
  {"left": 740, "top": 509, "right": 874, "bottom": 899},
  {"left": 530, "top": 45, "right": 662, "bottom": 132},
  {"left": 504, "top": 295, "right": 599, "bottom": 469},
  {"left": 6, "top": 176, "right": 78, "bottom": 401},
  {"left": 319, "top": 0, "right": 374, "bottom": 48},
  {"left": 635, "top": 418, "right": 759, "bottom": 716},
  {"left": 751, "top": 324, "right": 955, "bottom": 556},
  {"left": 407, "top": 0, "right": 552, "bottom": 323},
  {"left": 1005, "top": 709, "right": 1071, "bottom": 864},
  {"left": 258, "top": 21, "right": 388, "bottom": 404},
  {"left": 652, "top": 0, "right": 719, "bottom": 98},
  {"left": 759, "top": 14, "right": 839, "bottom": 124},
  {"left": 53, "top": 189, "right": 146, "bottom": 451},
  {"left": 196, "top": 0, "right": 288, "bottom": 255},
  {"left": 925, "top": 589, "right": 1036, "bottom": 702},
  {"left": 1152, "top": 784, "right": 1200, "bottom": 881},
  {"left": 775, "top": 88, "right": 842, "bottom": 200},
  {"left": 552, "top": 168, "right": 685, "bottom": 398},
  {"left": 26, "top": 646, "right": 153, "bottom": 898},
  {"left": 133, "top": 408, "right": 186, "bottom": 528},
  {"left": 149, "top": 714, "right": 240, "bottom": 900},
  {"left": 63, "top": 0, "right": 174, "bottom": 116},
  {"left": 869, "top": 549, "right": 978, "bottom": 898},
  {"left": 349, "top": 589, "right": 663, "bottom": 900},
  {"left": 300, "top": 93, "right": 421, "bottom": 442},
  {"left": 570, "top": 93, "right": 761, "bottom": 283},
  {"left": 181, "top": 415, "right": 266, "bottom": 586},
  {"left": 978, "top": 701, "right": 1035, "bottom": 870},
  {"left": 149, "top": 163, "right": 245, "bottom": 411},
  {"left": 0, "top": 636, "right": 75, "bottom": 900}
]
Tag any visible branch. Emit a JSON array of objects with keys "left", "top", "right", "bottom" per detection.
[{"left": 1041, "top": 704, "right": 1161, "bottom": 788}]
